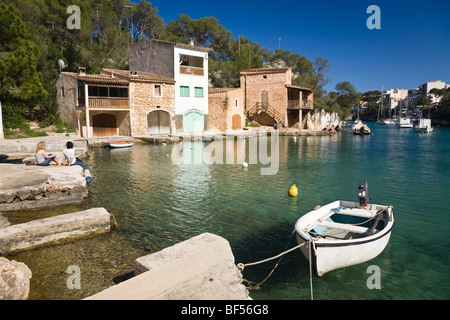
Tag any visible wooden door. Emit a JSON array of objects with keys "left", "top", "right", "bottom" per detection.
[
  {"left": 92, "top": 114, "right": 117, "bottom": 137},
  {"left": 148, "top": 110, "right": 171, "bottom": 135},
  {"left": 232, "top": 114, "right": 242, "bottom": 130},
  {"left": 183, "top": 110, "right": 204, "bottom": 133}
]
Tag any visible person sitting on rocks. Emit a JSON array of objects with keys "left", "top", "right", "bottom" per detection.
[
  {"left": 62, "top": 141, "right": 86, "bottom": 170},
  {"left": 35, "top": 141, "right": 62, "bottom": 166}
]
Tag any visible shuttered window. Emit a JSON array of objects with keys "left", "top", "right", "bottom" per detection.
[
  {"left": 194, "top": 87, "right": 204, "bottom": 97},
  {"left": 180, "top": 86, "right": 190, "bottom": 97}
]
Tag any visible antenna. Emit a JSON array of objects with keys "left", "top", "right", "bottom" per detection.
[{"left": 58, "top": 59, "right": 66, "bottom": 69}]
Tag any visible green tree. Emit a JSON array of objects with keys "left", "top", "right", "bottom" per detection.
[{"left": 0, "top": 3, "right": 47, "bottom": 128}]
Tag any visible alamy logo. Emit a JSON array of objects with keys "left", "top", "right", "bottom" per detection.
[
  {"left": 171, "top": 132, "right": 280, "bottom": 176},
  {"left": 66, "top": 265, "right": 81, "bottom": 290},
  {"left": 366, "top": 265, "right": 381, "bottom": 290},
  {"left": 67, "top": 5, "right": 81, "bottom": 30},
  {"left": 367, "top": 5, "right": 381, "bottom": 30}
]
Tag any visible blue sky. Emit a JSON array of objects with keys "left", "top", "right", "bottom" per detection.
[{"left": 138, "top": 0, "right": 450, "bottom": 93}]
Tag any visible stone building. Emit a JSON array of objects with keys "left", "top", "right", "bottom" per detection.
[
  {"left": 57, "top": 67, "right": 176, "bottom": 137},
  {"left": 130, "top": 39, "right": 212, "bottom": 133},
  {"left": 208, "top": 88, "right": 245, "bottom": 131},
  {"left": 239, "top": 68, "right": 313, "bottom": 129}
]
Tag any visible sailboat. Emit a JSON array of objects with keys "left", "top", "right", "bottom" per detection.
[
  {"left": 377, "top": 84, "right": 387, "bottom": 125},
  {"left": 353, "top": 103, "right": 371, "bottom": 135}
]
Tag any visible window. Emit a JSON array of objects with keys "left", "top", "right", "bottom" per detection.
[
  {"left": 235, "top": 98, "right": 239, "bottom": 108},
  {"left": 194, "top": 87, "right": 204, "bottom": 98},
  {"left": 180, "top": 86, "right": 190, "bottom": 97},
  {"left": 154, "top": 85, "right": 162, "bottom": 97},
  {"left": 86, "top": 85, "right": 128, "bottom": 98}
]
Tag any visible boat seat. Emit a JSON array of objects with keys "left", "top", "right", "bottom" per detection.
[
  {"left": 319, "top": 221, "right": 371, "bottom": 235},
  {"left": 334, "top": 208, "right": 375, "bottom": 219}
]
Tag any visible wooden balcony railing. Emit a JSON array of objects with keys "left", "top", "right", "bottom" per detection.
[
  {"left": 78, "top": 98, "right": 130, "bottom": 109},
  {"left": 180, "top": 65, "right": 204, "bottom": 76},
  {"left": 287, "top": 100, "right": 312, "bottom": 110}
]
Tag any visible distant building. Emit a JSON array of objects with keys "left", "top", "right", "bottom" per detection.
[
  {"left": 208, "top": 88, "right": 245, "bottom": 131},
  {"left": 239, "top": 68, "right": 314, "bottom": 129},
  {"left": 409, "top": 80, "right": 447, "bottom": 108},
  {"left": 385, "top": 89, "right": 409, "bottom": 110},
  {"left": 130, "top": 39, "right": 212, "bottom": 133},
  {"left": 57, "top": 67, "right": 176, "bottom": 138}
]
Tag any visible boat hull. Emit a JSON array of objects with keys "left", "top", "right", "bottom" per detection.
[
  {"left": 109, "top": 142, "right": 133, "bottom": 148},
  {"left": 296, "top": 230, "right": 392, "bottom": 277},
  {"left": 294, "top": 200, "right": 394, "bottom": 277},
  {"left": 415, "top": 127, "right": 433, "bottom": 133}
]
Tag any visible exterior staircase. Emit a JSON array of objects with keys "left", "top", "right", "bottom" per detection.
[{"left": 247, "top": 103, "right": 286, "bottom": 127}]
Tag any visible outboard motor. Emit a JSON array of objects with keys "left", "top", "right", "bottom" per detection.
[{"left": 358, "top": 180, "right": 370, "bottom": 207}]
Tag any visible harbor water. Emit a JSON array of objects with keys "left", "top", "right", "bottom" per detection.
[{"left": 8, "top": 124, "right": 450, "bottom": 300}]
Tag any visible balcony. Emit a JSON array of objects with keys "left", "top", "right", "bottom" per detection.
[
  {"left": 180, "top": 65, "right": 205, "bottom": 77},
  {"left": 78, "top": 97, "right": 130, "bottom": 109},
  {"left": 287, "top": 100, "right": 312, "bottom": 110}
]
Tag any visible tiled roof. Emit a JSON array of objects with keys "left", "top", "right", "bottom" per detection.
[
  {"left": 102, "top": 69, "right": 176, "bottom": 84},
  {"left": 286, "top": 84, "right": 313, "bottom": 92},
  {"left": 209, "top": 88, "right": 241, "bottom": 93},
  {"left": 76, "top": 73, "right": 129, "bottom": 86},
  {"left": 240, "top": 68, "right": 291, "bottom": 75}
]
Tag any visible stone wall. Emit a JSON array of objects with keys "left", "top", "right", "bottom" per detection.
[
  {"left": 57, "top": 73, "right": 79, "bottom": 134},
  {"left": 209, "top": 88, "right": 245, "bottom": 131},
  {"left": 130, "top": 81, "right": 176, "bottom": 136},
  {"left": 240, "top": 69, "right": 291, "bottom": 122}
]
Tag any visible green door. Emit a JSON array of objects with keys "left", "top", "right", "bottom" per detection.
[{"left": 183, "top": 110, "right": 204, "bottom": 133}]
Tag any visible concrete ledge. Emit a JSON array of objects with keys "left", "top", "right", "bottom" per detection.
[
  {"left": 86, "top": 233, "right": 250, "bottom": 300},
  {"left": 0, "top": 208, "right": 111, "bottom": 255},
  {"left": 0, "top": 164, "right": 88, "bottom": 212}
]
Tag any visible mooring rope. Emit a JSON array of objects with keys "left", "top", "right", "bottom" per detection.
[{"left": 237, "top": 230, "right": 303, "bottom": 291}]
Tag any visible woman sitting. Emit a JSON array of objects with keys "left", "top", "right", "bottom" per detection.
[
  {"left": 63, "top": 141, "right": 87, "bottom": 170},
  {"left": 35, "top": 141, "right": 62, "bottom": 166}
]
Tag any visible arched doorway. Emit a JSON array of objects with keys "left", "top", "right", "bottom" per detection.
[
  {"left": 92, "top": 113, "right": 117, "bottom": 137},
  {"left": 183, "top": 109, "right": 204, "bottom": 133},
  {"left": 232, "top": 114, "right": 242, "bottom": 130},
  {"left": 148, "top": 110, "right": 171, "bottom": 135}
]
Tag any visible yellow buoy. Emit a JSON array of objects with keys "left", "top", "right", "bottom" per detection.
[{"left": 288, "top": 184, "right": 298, "bottom": 197}]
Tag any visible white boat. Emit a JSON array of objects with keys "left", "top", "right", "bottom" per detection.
[
  {"left": 108, "top": 141, "right": 134, "bottom": 148},
  {"left": 396, "top": 117, "right": 413, "bottom": 128},
  {"left": 378, "top": 118, "right": 396, "bottom": 125},
  {"left": 415, "top": 119, "right": 433, "bottom": 133},
  {"left": 352, "top": 121, "right": 371, "bottom": 135},
  {"left": 294, "top": 181, "right": 394, "bottom": 277}
]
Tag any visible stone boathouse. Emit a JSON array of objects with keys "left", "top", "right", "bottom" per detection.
[
  {"left": 57, "top": 67, "right": 176, "bottom": 138},
  {"left": 240, "top": 67, "right": 314, "bottom": 129}
]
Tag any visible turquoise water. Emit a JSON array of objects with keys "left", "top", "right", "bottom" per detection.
[{"left": 79, "top": 124, "right": 449, "bottom": 300}]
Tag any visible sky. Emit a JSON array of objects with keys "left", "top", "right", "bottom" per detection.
[{"left": 135, "top": 0, "right": 450, "bottom": 94}]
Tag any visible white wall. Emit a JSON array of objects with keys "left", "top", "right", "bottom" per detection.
[{"left": 174, "top": 47, "right": 209, "bottom": 116}]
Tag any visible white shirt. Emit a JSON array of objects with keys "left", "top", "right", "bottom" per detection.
[{"left": 63, "top": 149, "right": 76, "bottom": 165}]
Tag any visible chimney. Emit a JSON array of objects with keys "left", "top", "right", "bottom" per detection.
[
  {"left": 189, "top": 38, "right": 195, "bottom": 46},
  {"left": 78, "top": 67, "right": 86, "bottom": 76}
]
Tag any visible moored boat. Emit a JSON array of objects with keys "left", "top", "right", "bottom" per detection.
[
  {"left": 396, "top": 117, "right": 413, "bottom": 128},
  {"left": 107, "top": 141, "right": 134, "bottom": 148},
  {"left": 352, "top": 121, "right": 371, "bottom": 135},
  {"left": 415, "top": 119, "right": 433, "bottom": 133},
  {"left": 294, "top": 181, "right": 394, "bottom": 277}
]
